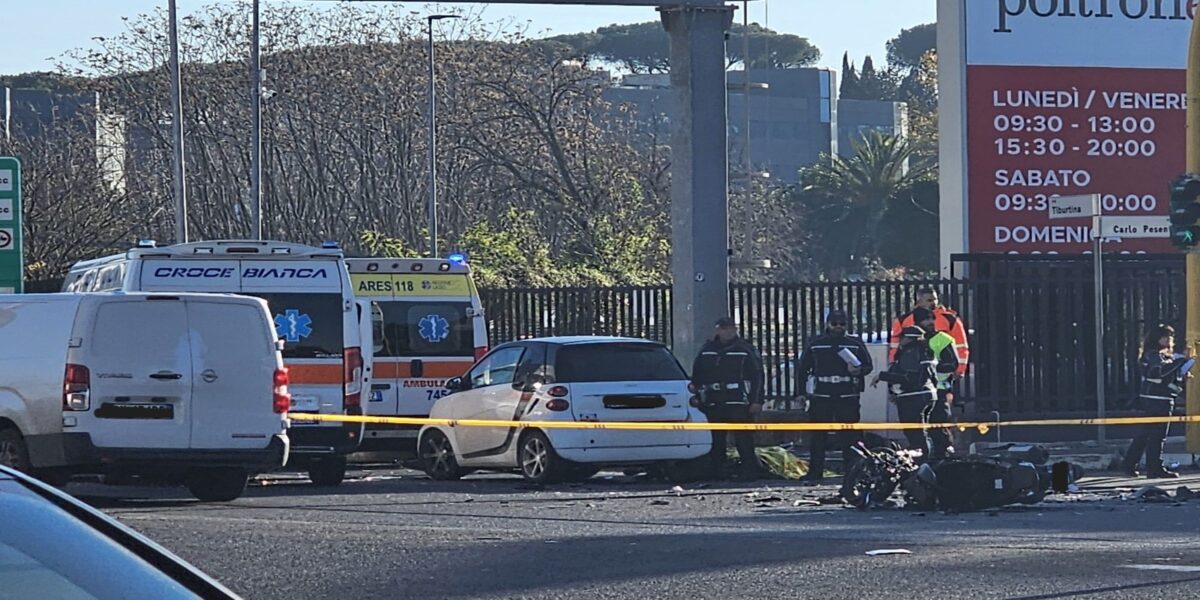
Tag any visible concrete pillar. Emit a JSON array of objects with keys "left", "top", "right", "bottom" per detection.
[{"left": 660, "top": 4, "right": 733, "bottom": 365}]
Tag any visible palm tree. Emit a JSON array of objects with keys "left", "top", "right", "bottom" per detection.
[{"left": 799, "top": 131, "right": 934, "bottom": 262}]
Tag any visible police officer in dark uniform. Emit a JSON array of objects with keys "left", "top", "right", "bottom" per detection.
[
  {"left": 874, "top": 325, "right": 939, "bottom": 457},
  {"left": 1122, "top": 324, "right": 1187, "bottom": 479},
  {"left": 795, "top": 310, "right": 873, "bottom": 484},
  {"left": 691, "top": 317, "right": 765, "bottom": 479}
]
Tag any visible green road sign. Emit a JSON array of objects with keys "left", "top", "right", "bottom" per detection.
[{"left": 0, "top": 157, "right": 23, "bottom": 293}]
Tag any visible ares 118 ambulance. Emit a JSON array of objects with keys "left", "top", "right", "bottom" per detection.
[
  {"left": 346, "top": 256, "right": 487, "bottom": 453},
  {"left": 63, "top": 240, "right": 370, "bottom": 486}
]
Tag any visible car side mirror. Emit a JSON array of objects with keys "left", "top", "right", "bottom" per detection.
[{"left": 445, "top": 377, "right": 466, "bottom": 393}]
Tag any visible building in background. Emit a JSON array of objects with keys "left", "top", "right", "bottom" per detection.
[
  {"left": 603, "top": 68, "right": 906, "bottom": 183},
  {"left": 2, "top": 88, "right": 126, "bottom": 192}
]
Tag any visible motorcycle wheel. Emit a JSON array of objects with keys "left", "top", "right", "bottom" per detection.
[{"left": 840, "top": 449, "right": 900, "bottom": 508}]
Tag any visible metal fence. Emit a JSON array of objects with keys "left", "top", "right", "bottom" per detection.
[
  {"left": 480, "top": 255, "right": 1186, "bottom": 419},
  {"left": 26, "top": 253, "right": 1186, "bottom": 419}
]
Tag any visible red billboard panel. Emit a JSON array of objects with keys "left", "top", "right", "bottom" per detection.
[
  {"left": 966, "top": 66, "right": 1183, "bottom": 253},
  {"left": 944, "top": 1, "right": 1194, "bottom": 255}
]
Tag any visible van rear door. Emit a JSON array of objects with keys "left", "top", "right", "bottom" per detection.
[
  {"left": 186, "top": 297, "right": 284, "bottom": 450},
  {"left": 373, "top": 300, "right": 477, "bottom": 417},
  {"left": 79, "top": 297, "right": 191, "bottom": 449}
]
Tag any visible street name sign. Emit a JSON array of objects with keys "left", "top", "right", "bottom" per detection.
[
  {"left": 1048, "top": 194, "right": 1099, "bottom": 220},
  {"left": 1099, "top": 216, "right": 1171, "bottom": 240}
]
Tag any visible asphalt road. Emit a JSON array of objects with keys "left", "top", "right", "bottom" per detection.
[{"left": 73, "top": 468, "right": 1200, "bottom": 600}]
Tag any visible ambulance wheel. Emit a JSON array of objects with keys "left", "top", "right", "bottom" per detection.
[
  {"left": 186, "top": 468, "right": 248, "bottom": 502},
  {"left": 0, "top": 427, "right": 30, "bottom": 473},
  {"left": 420, "top": 430, "right": 465, "bottom": 481},
  {"left": 308, "top": 456, "right": 347, "bottom": 487},
  {"left": 518, "top": 430, "right": 567, "bottom": 484}
]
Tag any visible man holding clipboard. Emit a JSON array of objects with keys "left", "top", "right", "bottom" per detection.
[{"left": 795, "top": 310, "right": 873, "bottom": 484}]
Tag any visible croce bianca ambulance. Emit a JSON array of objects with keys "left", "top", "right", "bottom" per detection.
[
  {"left": 346, "top": 256, "right": 487, "bottom": 453},
  {"left": 63, "top": 240, "right": 369, "bottom": 486}
]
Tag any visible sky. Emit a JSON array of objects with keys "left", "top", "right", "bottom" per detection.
[{"left": 0, "top": 1, "right": 936, "bottom": 76}]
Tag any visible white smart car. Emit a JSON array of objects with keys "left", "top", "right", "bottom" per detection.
[{"left": 417, "top": 337, "right": 712, "bottom": 483}]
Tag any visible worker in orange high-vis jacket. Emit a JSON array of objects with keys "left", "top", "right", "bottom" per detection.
[{"left": 889, "top": 287, "right": 970, "bottom": 381}]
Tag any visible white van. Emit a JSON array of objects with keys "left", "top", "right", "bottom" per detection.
[
  {"left": 347, "top": 257, "right": 487, "bottom": 453},
  {"left": 0, "top": 293, "right": 289, "bottom": 501},
  {"left": 64, "top": 240, "right": 370, "bottom": 486}
]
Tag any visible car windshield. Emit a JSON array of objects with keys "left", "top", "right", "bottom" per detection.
[
  {"left": 0, "top": 491, "right": 201, "bottom": 599},
  {"left": 555, "top": 343, "right": 686, "bottom": 383}
]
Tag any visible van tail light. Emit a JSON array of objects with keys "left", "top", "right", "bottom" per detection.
[
  {"left": 474, "top": 346, "right": 489, "bottom": 361},
  {"left": 273, "top": 368, "right": 291, "bottom": 414},
  {"left": 547, "top": 385, "right": 570, "bottom": 398},
  {"left": 344, "top": 347, "right": 363, "bottom": 409},
  {"left": 687, "top": 382, "right": 698, "bottom": 394},
  {"left": 63, "top": 364, "right": 91, "bottom": 411},
  {"left": 545, "top": 399, "right": 570, "bottom": 412}
]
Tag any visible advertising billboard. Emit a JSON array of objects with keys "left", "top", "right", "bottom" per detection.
[{"left": 938, "top": 0, "right": 1194, "bottom": 261}]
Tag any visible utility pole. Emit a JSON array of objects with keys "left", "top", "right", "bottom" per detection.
[
  {"left": 1186, "top": 15, "right": 1200, "bottom": 454},
  {"left": 426, "top": 14, "right": 460, "bottom": 258},
  {"left": 741, "top": 1, "right": 752, "bottom": 264},
  {"left": 168, "top": 0, "right": 189, "bottom": 243},
  {"left": 250, "top": 0, "right": 263, "bottom": 240}
]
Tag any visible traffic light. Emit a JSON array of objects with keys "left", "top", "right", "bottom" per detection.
[{"left": 1169, "top": 174, "right": 1200, "bottom": 249}]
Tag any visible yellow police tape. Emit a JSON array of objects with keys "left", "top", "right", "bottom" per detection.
[{"left": 292, "top": 412, "right": 1200, "bottom": 435}]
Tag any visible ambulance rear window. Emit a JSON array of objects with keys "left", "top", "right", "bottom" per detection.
[
  {"left": 372, "top": 301, "right": 474, "bottom": 358},
  {"left": 253, "top": 293, "right": 344, "bottom": 359}
]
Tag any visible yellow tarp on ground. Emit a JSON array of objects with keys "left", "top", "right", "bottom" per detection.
[{"left": 730, "top": 446, "right": 810, "bottom": 479}]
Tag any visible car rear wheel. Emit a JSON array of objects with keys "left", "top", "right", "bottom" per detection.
[
  {"left": 0, "top": 427, "right": 30, "bottom": 473},
  {"left": 308, "top": 456, "right": 347, "bottom": 487},
  {"left": 420, "top": 430, "right": 464, "bottom": 481},
  {"left": 185, "top": 467, "right": 248, "bottom": 502},
  {"left": 518, "top": 431, "right": 566, "bottom": 484}
]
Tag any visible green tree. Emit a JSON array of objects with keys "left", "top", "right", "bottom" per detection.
[
  {"left": 886, "top": 23, "right": 936, "bottom": 73},
  {"left": 797, "top": 132, "right": 935, "bottom": 269},
  {"left": 546, "top": 21, "right": 819, "bottom": 73},
  {"left": 839, "top": 52, "right": 861, "bottom": 99}
]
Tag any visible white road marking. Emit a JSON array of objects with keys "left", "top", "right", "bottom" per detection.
[{"left": 1123, "top": 564, "right": 1200, "bottom": 573}]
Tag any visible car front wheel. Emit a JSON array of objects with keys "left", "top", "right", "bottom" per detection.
[
  {"left": 518, "top": 431, "right": 566, "bottom": 484},
  {"left": 420, "top": 430, "right": 464, "bottom": 481}
]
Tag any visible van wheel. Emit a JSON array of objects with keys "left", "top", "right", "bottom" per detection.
[
  {"left": 308, "top": 456, "right": 347, "bottom": 487},
  {"left": 420, "top": 430, "right": 464, "bottom": 481},
  {"left": 518, "top": 431, "right": 566, "bottom": 484},
  {"left": 0, "top": 428, "right": 30, "bottom": 473},
  {"left": 186, "top": 468, "right": 248, "bottom": 502}
]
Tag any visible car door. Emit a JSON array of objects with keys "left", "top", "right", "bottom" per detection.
[
  {"left": 451, "top": 345, "right": 527, "bottom": 462},
  {"left": 187, "top": 298, "right": 282, "bottom": 450},
  {"left": 80, "top": 297, "right": 192, "bottom": 450}
]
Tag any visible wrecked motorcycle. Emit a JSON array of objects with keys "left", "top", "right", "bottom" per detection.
[{"left": 840, "top": 442, "right": 1075, "bottom": 511}]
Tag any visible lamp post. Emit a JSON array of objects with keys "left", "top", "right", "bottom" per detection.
[
  {"left": 168, "top": 0, "right": 189, "bottom": 243},
  {"left": 250, "top": 0, "right": 263, "bottom": 240},
  {"left": 426, "top": 14, "right": 460, "bottom": 258}
]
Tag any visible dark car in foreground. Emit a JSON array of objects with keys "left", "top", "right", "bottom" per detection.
[{"left": 0, "top": 465, "right": 239, "bottom": 599}]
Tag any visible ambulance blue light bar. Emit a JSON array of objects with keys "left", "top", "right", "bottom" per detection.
[{"left": 448, "top": 253, "right": 467, "bottom": 264}]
